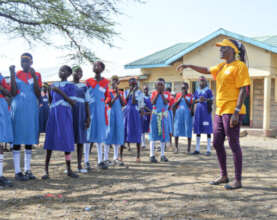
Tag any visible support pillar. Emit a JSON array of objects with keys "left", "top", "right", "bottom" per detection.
[{"left": 263, "top": 77, "right": 271, "bottom": 136}]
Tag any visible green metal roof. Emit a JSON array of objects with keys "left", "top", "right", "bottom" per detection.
[
  {"left": 125, "top": 42, "right": 192, "bottom": 69},
  {"left": 253, "top": 36, "right": 277, "bottom": 47},
  {"left": 125, "top": 28, "right": 277, "bottom": 69}
]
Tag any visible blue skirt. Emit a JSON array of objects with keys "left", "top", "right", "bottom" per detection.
[
  {"left": 194, "top": 105, "right": 213, "bottom": 134},
  {"left": 106, "top": 108, "right": 124, "bottom": 145},
  {"left": 124, "top": 105, "right": 142, "bottom": 143},
  {"left": 39, "top": 105, "right": 49, "bottom": 133},
  {"left": 149, "top": 112, "right": 170, "bottom": 142},
  {"left": 173, "top": 107, "right": 192, "bottom": 138},
  {"left": 141, "top": 114, "right": 151, "bottom": 133},
  {"left": 11, "top": 94, "right": 39, "bottom": 145},
  {"left": 44, "top": 105, "right": 75, "bottom": 152},
  {"left": 87, "top": 103, "right": 107, "bottom": 143},
  {"left": 73, "top": 102, "right": 87, "bottom": 144},
  {"left": 0, "top": 99, "right": 13, "bottom": 143}
]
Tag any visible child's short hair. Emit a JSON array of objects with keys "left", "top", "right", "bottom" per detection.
[
  {"left": 21, "top": 52, "right": 33, "bottom": 61},
  {"left": 155, "top": 78, "right": 165, "bottom": 86},
  {"left": 60, "top": 65, "right": 72, "bottom": 74},
  {"left": 96, "top": 61, "right": 105, "bottom": 70},
  {"left": 111, "top": 75, "right": 119, "bottom": 81},
  {"left": 128, "top": 77, "right": 136, "bottom": 82},
  {"left": 157, "top": 78, "right": 165, "bottom": 82},
  {"left": 182, "top": 82, "right": 189, "bottom": 87},
  {"left": 199, "top": 76, "right": 206, "bottom": 81}
]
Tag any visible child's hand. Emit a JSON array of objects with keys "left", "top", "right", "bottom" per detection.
[
  {"left": 69, "top": 100, "right": 76, "bottom": 106},
  {"left": 30, "top": 68, "right": 36, "bottom": 77},
  {"left": 199, "top": 96, "right": 205, "bottom": 103},
  {"left": 85, "top": 117, "right": 91, "bottom": 129},
  {"left": 9, "top": 65, "right": 16, "bottom": 75}
]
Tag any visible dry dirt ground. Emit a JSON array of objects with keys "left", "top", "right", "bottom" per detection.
[{"left": 0, "top": 134, "right": 277, "bottom": 220}]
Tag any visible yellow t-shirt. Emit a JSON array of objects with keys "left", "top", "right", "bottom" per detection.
[{"left": 209, "top": 60, "right": 251, "bottom": 115}]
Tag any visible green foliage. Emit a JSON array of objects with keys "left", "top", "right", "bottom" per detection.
[{"left": 0, "top": 0, "right": 141, "bottom": 63}]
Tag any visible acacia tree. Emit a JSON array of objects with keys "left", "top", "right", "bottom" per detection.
[{"left": 0, "top": 0, "right": 140, "bottom": 63}]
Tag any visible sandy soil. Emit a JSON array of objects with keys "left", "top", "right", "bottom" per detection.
[{"left": 0, "top": 134, "right": 277, "bottom": 220}]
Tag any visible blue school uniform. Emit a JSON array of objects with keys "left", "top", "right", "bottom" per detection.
[
  {"left": 149, "top": 91, "right": 170, "bottom": 142},
  {"left": 0, "top": 75, "right": 13, "bottom": 143},
  {"left": 193, "top": 87, "right": 213, "bottom": 134},
  {"left": 124, "top": 89, "right": 144, "bottom": 143},
  {"left": 44, "top": 81, "right": 76, "bottom": 152},
  {"left": 173, "top": 93, "right": 193, "bottom": 138},
  {"left": 11, "top": 71, "right": 42, "bottom": 145},
  {"left": 86, "top": 78, "right": 110, "bottom": 143},
  {"left": 39, "top": 95, "right": 49, "bottom": 133},
  {"left": 105, "top": 90, "right": 125, "bottom": 145},
  {"left": 72, "top": 83, "right": 87, "bottom": 144},
  {"left": 141, "top": 95, "right": 152, "bottom": 133}
]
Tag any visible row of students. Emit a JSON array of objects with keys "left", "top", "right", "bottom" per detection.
[
  {"left": 0, "top": 38, "right": 250, "bottom": 192},
  {"left": 138, "top": 77, "right": 214, "bottom": 157},
  {"left": 0, "top": 53, "right": 212, "bottom": 187}
]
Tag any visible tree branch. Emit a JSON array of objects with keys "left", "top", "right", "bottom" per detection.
[{"left": 0, "top": 12, "right": 42, "bottom": 25}]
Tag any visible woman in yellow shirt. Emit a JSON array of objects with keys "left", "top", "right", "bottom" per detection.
[{"left": 177, "top": 39, "right": 250, "bottom": 190}]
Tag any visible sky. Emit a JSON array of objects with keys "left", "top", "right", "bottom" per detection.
[{"left": 0, "top": 0, "right": 277, "bottom": 81}]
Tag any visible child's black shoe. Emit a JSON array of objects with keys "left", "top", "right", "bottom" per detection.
[{"left": 150, "top": 156, "right": 158, "bottom": 163}]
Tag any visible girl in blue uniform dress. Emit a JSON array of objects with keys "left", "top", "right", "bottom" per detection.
[
  {"left": 10, "top": 53, "right": 42, "bottom": 181},
  {"left": 149, "top": 78, "right": 170, "bottom": 163},
  {"left": 173, "top": 82, "right": 194, "bottom": 153},
  {"left": 86, "top": 61, "right": 110, "bottom": 169},
  {"left": 71, "top": 66, "right": 90, "bottom": 173},
  {"left": 42, "top": 65, "right": 78, "bottom": 179},
  {"left": 105, "top": 75, "right": 126, "bottom": 165},
  {"left": 141, "top": 86, "right": 152, "bottom": 149},
  {"left": 0, "top": 74, "right": 13, "bottom": 187},
  {"left": 124, "top": 78, "right": 144, "bottom": 162},
  {"left": 39, "top": 86, "right": 49, "bottom": 134},
  {"left": 192, "top": 76, "right": 213, "bottom": 156}
]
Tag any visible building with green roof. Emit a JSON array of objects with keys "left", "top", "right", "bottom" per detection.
[{"left": 124, "top": 28, "right": 277, "bottom": 136}]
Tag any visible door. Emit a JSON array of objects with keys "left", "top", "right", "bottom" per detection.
[{"left": 242, "top": 95, "right": 250, "bottom": 126}]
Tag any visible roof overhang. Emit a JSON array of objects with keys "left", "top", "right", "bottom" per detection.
[{"left": 124, "top": 63, "right": 170, "bottom": 69}]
